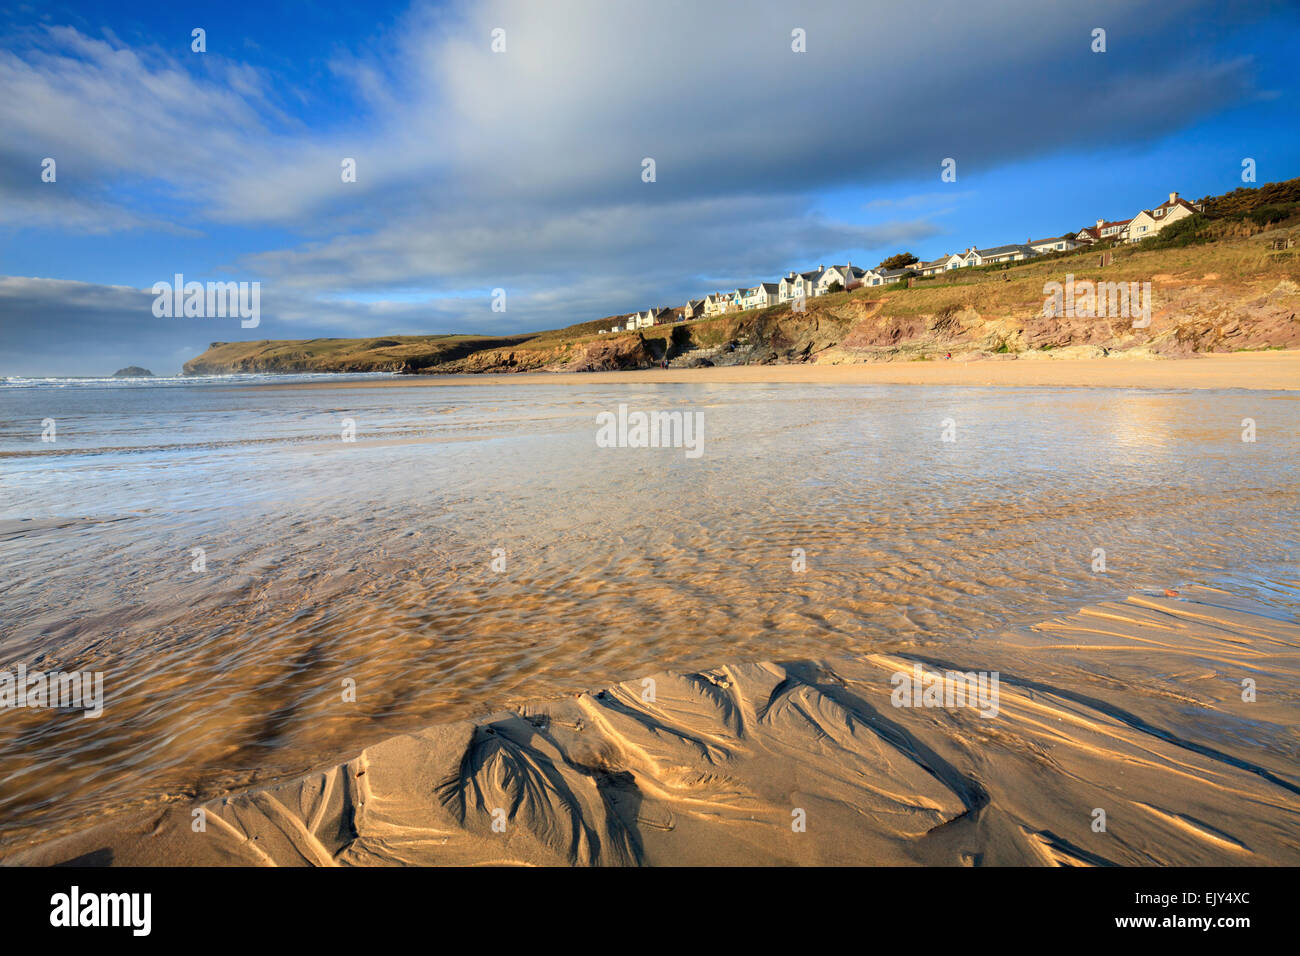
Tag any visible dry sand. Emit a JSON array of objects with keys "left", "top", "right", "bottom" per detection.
[
  {"left": 13, "top": 588, "right": 1299, "bottom": 866},
  {"left": 250, "top": 350, "right": 1300, "bottom": 392}
]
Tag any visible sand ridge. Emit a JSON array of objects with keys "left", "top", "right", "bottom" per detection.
[{"left": 12, "top": 589, "right": 1298, "bottom": 867}]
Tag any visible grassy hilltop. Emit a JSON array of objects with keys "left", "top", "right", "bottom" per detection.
[{"left": 184, "top": 180, "right": 1300, "bottom": 375}]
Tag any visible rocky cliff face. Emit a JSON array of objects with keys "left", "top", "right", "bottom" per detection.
[
  {"left": 432, "top": 332, "right": 659, "bottom": 373},
  {"left": 181, "top": 335, "right": 528, "bottom": 375}
]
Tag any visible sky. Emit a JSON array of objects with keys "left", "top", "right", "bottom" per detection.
[{"left": 1, "top": 0, "right": 1297, "bottom": 376}]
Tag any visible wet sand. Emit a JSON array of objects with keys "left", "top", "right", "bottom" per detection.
[
  {"left": 3, "top": 379, "right": 1295, "bottom": 862},
  {"left": 248, "top": 350, "right": 1300, "bottom": 392},
  {"left": 14, "top": 589, "right": 1299, "bottom": 866}
]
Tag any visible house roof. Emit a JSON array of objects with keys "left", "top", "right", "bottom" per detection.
[
  {"left": 973, "top": 243, "right": 1034, "bottom": 257},
  {"left": 877, "top": 267, "right": 911, "bottom": 277},
  {"left": 1153, "top": 196, "right": 1200, "bottom": 215},
  {"left": 1029, "top": 235, "right": 1071, "bottom": 246}
]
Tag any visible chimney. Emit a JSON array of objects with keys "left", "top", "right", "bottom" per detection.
[
  {"left": 1169, "top": 191, "right": 1178, "bottom": 204},
  {"left": 847, "top": 260, "right": 851, "bottom": 267},
  {"left": 1096, "top": 218, "right": 1104, "bottom": 230},
  {"left": 819, "top": 264, "right": 824, "bottom": 271}
]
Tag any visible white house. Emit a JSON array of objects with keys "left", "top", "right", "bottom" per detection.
[
  {"left": 980, "top": 243, "right": 1035, "bottom": 264},
  {"left": 1078, "top": 217, "right": 1132, "bottom": 244},
  {"left": 957, "top": 243, "right": 1035, "bottom": 267},
  {"left": 779, "top": 268, "right": 824, "bottom": 302},
  {"left": 816, "top": 263, "right": 864, "bottom": 293},
  {"left": 916, "top": 255, "right": 951, "bottom": 277},
  {"left": 742, "top": 282, "right": 781, "bottom": 309},
  {"left": 702, "top": 292, "right": 729, "bottom": 316},
  {"left": 1028, "top": 235, "right": 1082, "bottom": 254},
  {"left": 1127, "top": 192, "right": 1203, "bottom": 243},
  {"left": 628, "top": 309, "right": 666, "bottom": 329}
]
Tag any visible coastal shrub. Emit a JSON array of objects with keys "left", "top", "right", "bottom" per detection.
[
  {"left": 1201, "top": 177, "right": 1300, "bottom": 219},
  {"left": 1135, "top": 214, "right": 1211, "bottom": 250},
  {"left": 1246, "top": 203, "right": 1297, "bottom": 227}
]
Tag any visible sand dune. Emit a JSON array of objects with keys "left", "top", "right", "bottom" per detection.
[{"left": 11, "top": 589, "right": 1299, "bottom": 866}]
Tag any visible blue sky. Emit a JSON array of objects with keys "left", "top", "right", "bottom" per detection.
[{"left": 1, "top": 0, "right": 1297, "bottom": 375}]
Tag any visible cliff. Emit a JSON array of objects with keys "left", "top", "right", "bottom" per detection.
[{"left": 182, "top": 227, "right": 1300, "bottom": 376}]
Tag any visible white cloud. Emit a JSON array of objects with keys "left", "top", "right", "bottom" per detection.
[{"left": 0, "top": 0, "right": 1272, "bottom": 371}]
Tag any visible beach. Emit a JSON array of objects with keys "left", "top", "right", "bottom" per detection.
[
  {"left": 1, "top": 374, "right": 1296, "bottom": 863},
  {"left": 249, "top": 350, "right": 1300, "bottom": 392},
  {"left": 13, "top": 589, "right": 1300, "bottom": 866}
]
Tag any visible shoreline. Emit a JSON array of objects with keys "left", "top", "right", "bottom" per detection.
[{"left": 240, "top": 350, "right": 1300, "bottom": 391}]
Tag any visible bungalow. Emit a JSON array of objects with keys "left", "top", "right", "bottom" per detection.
[
  {"left": 970, "top": 243, "right": 1036, "bottom": 266},
  {"left": 1127, "top": 192, "right": 1203, "bottom": 243},
  {"left": 916, "top": 255, "right": 952, "bottom": 277},
  {"left": 876, "top": 266, "right": 911, "bottom": 284},
  {"left": 1028, "top": 235, "right": 1082, "bottom": 255}
]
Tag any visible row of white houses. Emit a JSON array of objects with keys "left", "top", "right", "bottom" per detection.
[{"left": 596, "top": 190, "right": 1201, "bottom": 333}]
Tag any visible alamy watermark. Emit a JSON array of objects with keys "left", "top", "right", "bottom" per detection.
[
  {"left": 890, "top": 663, "right": 1000, "bottom": 718},
  {"left": 1, "top": 663, "right": 104, "bottom": 718},
  {"left": 1043, "top": 274, "right": 1151, "bottom": 328},
  {"left": 152, "top": 273, "right": 260, "bottom": 328},
  {"left": 595, "top": 403, "right": 704, "bottom": 459}
]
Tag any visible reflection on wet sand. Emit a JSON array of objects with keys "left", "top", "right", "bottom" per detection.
[{"left": 0, "top": 381, "right": 1295, "bottom": 856}]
